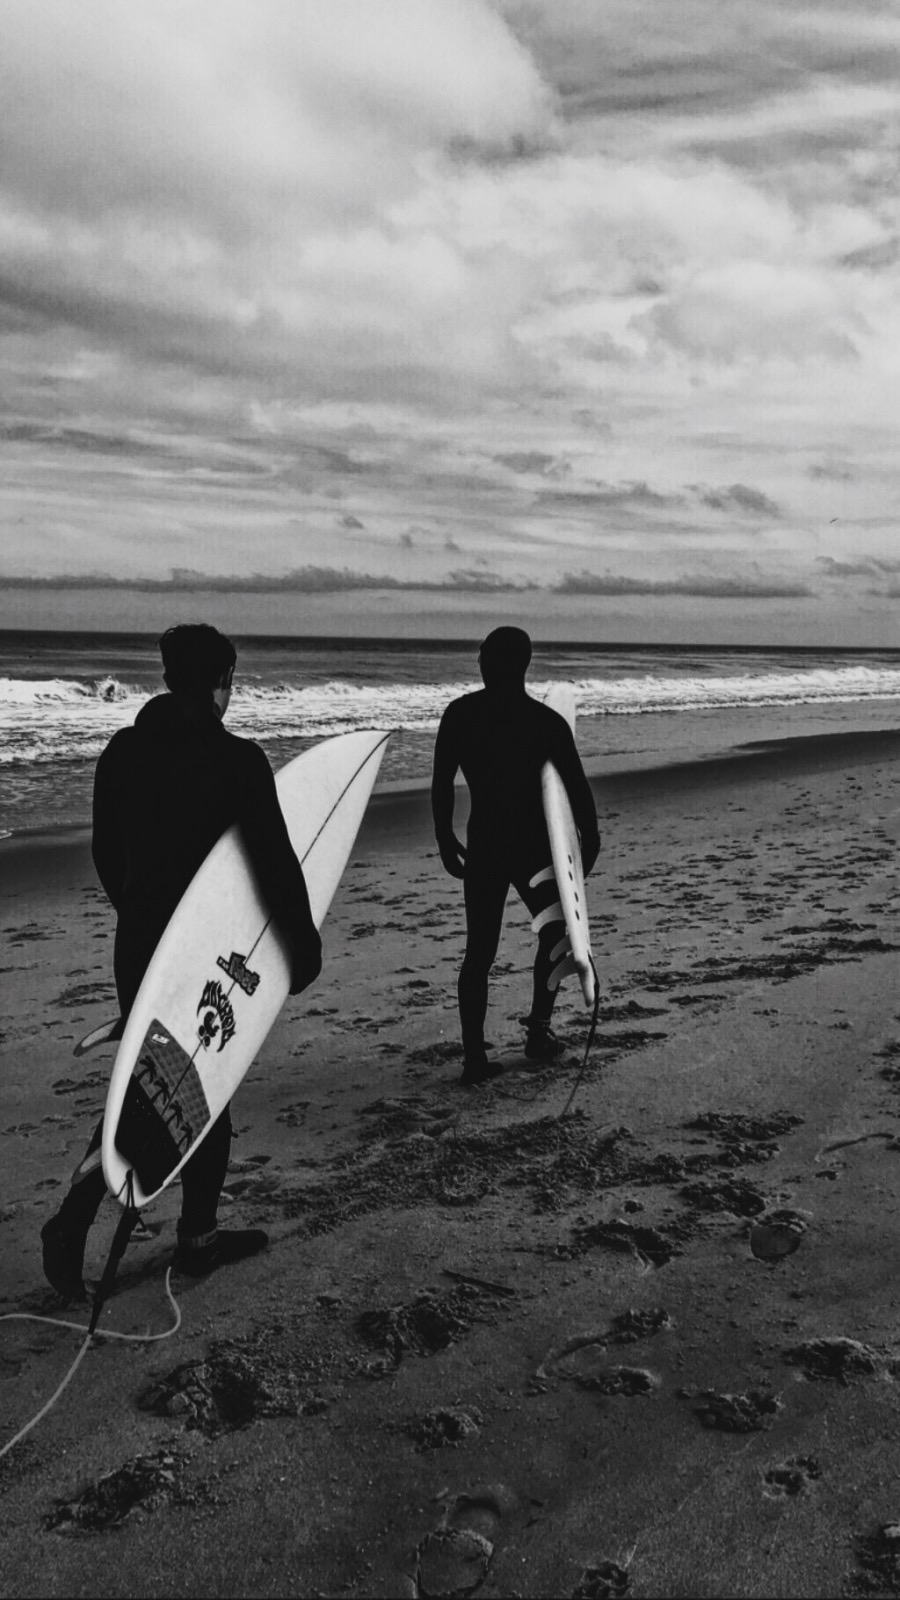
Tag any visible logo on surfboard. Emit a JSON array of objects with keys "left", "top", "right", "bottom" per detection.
[
  {"left": 197, "top": 979, "right": 236, "bottom": 1052},
  {"left": 216, "top": 950, "right": 261, "bottom": 995}
]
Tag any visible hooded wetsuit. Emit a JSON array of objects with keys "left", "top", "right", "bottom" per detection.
[
  {"left": 92, "top": 691, "right": 316, "bottom": 1013},
  {"left": 67, "top": 691, "right": 318, "bottom": 1237}
]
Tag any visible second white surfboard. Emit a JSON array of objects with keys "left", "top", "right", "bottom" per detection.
[{"left": 541, "top": 684, "right": 597, "bottom": 1007}]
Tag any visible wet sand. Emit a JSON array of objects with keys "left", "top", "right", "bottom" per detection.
[{"left": 3, "top": 729, "right": 900, "bottom": 1597}]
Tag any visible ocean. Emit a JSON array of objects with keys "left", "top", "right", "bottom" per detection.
[{"left": 2, "top": 630, "right": 900, "bottom": 841}]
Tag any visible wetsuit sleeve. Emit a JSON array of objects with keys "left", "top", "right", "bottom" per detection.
[
  {"left": 91, "top": 735, "right": 128, "bottom": 911},
  {"left": 549, "top": 721, "right": 601, "bottom": 873},
  {"left": 430, "top": 704, "right": 461, "bottom": 847},
  {"left": 238, "top": 745, "right": 322, "bottom": 993}
]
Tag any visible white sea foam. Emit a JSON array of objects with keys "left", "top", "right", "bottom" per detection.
[
  {"left": 3, "top": 663, "right": 900, "bottom": 770},
  {"left": 0, "top": 676, "right": 152, "bottom": 767}
]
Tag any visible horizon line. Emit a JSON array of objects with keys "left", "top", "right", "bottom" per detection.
[{"left": 0, "top": 627, "right": 898, "bottom": 655}]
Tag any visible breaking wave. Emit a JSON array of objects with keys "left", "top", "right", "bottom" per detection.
[{"left": 2, "top": 662, "right": 900, "bottom": 770}]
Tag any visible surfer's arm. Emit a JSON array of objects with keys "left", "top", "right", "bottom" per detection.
[
  {"left": 431, "top": 710, "right": 467, "bottom": 878},
  {"left": 239, "top": 748, "right": 323, "bottom": 994},
  {"left": 91, "top": 739, "right": 128, "bottom": 910}
]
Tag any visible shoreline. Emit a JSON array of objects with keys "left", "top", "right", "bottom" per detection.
[{"left": 4, "top": 721, "right": 899, "bottom": 866}]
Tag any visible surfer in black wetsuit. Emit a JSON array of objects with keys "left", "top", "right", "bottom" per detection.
[
  {"left": 431, "top": 626, "right": 600, "bottom": 1086},
  {"left": 41, "top": 624, "right": 322, "bottom": 1299}
]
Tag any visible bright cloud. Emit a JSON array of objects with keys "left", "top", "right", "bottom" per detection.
[{"left": 1, "top": 0, "right": 900, "bottom": 641}]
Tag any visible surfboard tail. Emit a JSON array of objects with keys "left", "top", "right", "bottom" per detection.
[
  {"left": 547, "top": 940, "right": 598, "bottom": 1002},
  {"left": 577, "top": 960, "right": 598, "bottom": 1008}
]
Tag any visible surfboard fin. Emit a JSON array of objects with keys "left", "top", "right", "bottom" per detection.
[
  {"left": 549, "top": 934, "right": 570, "bottom": 964},
  {"left": 548, "top": 953, "right": 579, "bottom": 992},
  {"left": 74, "top": 1016, "right": 124, "bottom": 1057},
  {"left": 528, "top": 865, "right": 556, "bottom": 889},
  {"left": 531, "top": 901, "right": 564, "bottom": 934}
]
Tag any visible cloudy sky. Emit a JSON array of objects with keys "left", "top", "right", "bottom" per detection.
[{"left": 2, "top": 0, "right": 899, "bottom": 642}]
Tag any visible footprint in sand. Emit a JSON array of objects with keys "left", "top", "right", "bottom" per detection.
[
  {"left": 403, "top": 1406, "right": 484, "bottom": 1452},
  {"left": 762, "top": 1455, "right": 822, "bottom": 1498},
  {"left": 572, "top": 1561, "right": 632, "bottom": 1599},
  {"left": 783, "top": 1336, "right": 880, "bottom": 1383},
  {"left": 539, "top": 1337, "right": 659, "bottom": 1398},
  {"left": 749, "top": 1207, "right": 810, "bottom": 1262},
  {"left": 532, "top": 1312, "right": 669, "bottom": 1396},
  {"left": 691, "top": 1389, "right": 782, "bottom": 1433},
  {"left": 412, "top": 1489, "right": 509, "bottom": 1599}
]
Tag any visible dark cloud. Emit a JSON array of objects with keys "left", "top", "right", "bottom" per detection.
[
  {"left": 536, "top": 480, "right": 682, "bottom": 511},
  {"left": 1, "top": 565, "right": 536, "bottom": 595},
  {"left": 817, "top": 555, "right": 900, "bottom": 578},
  {"left": 840, "top": 236, "right": 900, "bottom": 271},
  {"left": 316, "top": 447, "right": 372, "bottom": 476},
  {"left": 500, "top": 3, "right": 794, "bottom": 119},
  {"left": 808, "top": 462, "right": 856, "bottom": 481},
  {"left": 694, "top": 483, "right": 781, "bottom": 517},
  {"left": 0, "top": 419, "right": 160, "bottom": 456},
  {"left": 444, "top": 567, "right": 538, "bottom": 592},
  {"left": 559, "top": 62, "right": 774, "bottom": 123},
  {"left": 494, "top": 450, "right": 568, "bottom": 476},
  {"left": 446, "top": 130, "right": 557, "bottom": 167},
  {"left": 555, "top": 569, "right": 811, "bottom": 599},
  {"left": 570, "top": 409, "right": 612, "bottom": 434},
  {"left": 502, "top": 1, "right": 900, "bottom": 139}
]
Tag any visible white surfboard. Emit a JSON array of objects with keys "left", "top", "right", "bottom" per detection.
[
  {"left": 537, "top": 685, "right": 597, "bottom": 1008},
  {"left": 101, "top": 729, "right": 389, "bottom": 1209}
]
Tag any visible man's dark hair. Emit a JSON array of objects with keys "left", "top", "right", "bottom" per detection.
[
  {"left": 479, "top": 625, "right": 532, "bottom": 681},
  {"left": 158, "top": 624, "right": 237, "bottom": 693}
]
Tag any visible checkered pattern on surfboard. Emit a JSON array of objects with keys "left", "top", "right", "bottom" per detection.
[{"left": 133, "top": 1020, "right": 210, "bottom": 1155}]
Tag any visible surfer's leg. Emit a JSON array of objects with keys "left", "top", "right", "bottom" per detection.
[
  {"left": 514, "top": 861, "right": 566, "bottom": 1058},
  {"left": 41, "top": 1119, "right": 107, "bottom": 1299},
  {"left": 174, "top": 1106, "right": 267, "bottom": 1275},
  {"left": 40, "top": 929, "right": 144, "bottom": 1299},
  {"left": 458, "top": 862, "right": 509, "bottom": 1071},
  {"left": 41, "top": 923, "right": 151, "bottom": 1298},
  {"left": 178, "top": 1105, "right": 233, "bottom": 1238}
]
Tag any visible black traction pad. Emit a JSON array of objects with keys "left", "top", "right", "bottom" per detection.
[{"left": 116, "top": 1020, "right": 211, "bottom": 1194}]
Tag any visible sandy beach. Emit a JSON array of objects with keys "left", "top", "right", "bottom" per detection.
[{"left": 3, "top": 728, "right": 900, "bottom": 1597}]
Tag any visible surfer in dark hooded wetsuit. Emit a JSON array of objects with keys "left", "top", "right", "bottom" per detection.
[
  {"left": 432, "top": 626, "right": 600, "bottom": 1085},
  {"left": 41, "top": 624, "right": 322, "bottom": 1299}
]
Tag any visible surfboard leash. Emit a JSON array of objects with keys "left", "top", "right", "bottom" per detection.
[
  {"left": 0, "top": 1263, "right": 181, "bottom": 1463},
  {"left": 558, "top": 954, "right": 602, "bottom": 1120},
  {"left": 88, "top": 1168, "right": 140, "bottom": 1338}
]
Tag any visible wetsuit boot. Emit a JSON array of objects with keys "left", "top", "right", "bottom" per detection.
[
  {"left": 41, "top": 1159, "right": 107, "bottom": 1300},
  {"left": 523, "top": 1017, "right": 565, "bottom": 1061}
]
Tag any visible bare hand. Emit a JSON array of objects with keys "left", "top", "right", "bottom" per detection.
[{"left": 438, "top": 834, "right": 467, "bottom": 879}]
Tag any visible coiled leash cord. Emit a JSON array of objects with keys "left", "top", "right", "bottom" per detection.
[{"left": 0, "top": 1172, "right": 181, "bottom": 1462}]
